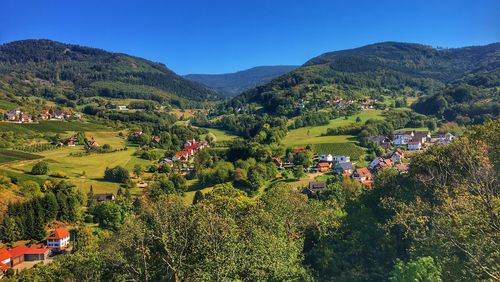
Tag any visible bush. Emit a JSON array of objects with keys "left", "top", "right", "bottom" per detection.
[{"left": 31, "top": 161, "right": 49, "bottom": 175}]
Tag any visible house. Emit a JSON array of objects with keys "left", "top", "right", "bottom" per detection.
[
  {"left": 318, "top": 154, "right": 333, "bottom": 162},
  {"left": 65, "top": 136, "right": 79, "bottom": 146},
  {"left": 407, "top": 141, "right": 422, "bottom": 151},
  {"left": 52, "top": 111, "right": 65, "bottom": 119},
  {"left": 0, "top": 248, "right": 10, "bottom": 272},
  {"left": 88, "top": 137, "right": 99, "bottom": 147},
  {"left": 158, "top": 159, "right": 174, "bottom": 168},
  {"left": 413, "top": 131, "right": 431, "bottom": 144},
  {"left": 174, "top": 150, "right": 191, "bottom": 162},
  {"left": 46, "top": 228, "right": 71, "bottom": 251},
  {"left": 435, "top": 133, "right": 455, "bottom": 144},
  {"left": 20, "top": 114, "right": 32, "bottom": 123},
  {"left": 334, "top": 155, "right": 351, "bottom": 164},
  {"left": 272, "top": 157, "right": 283, "bottom": 168},
  {"left": 292, "top": 148, "right": 305, "bottom": 154},
  {"left": 377, "top": 158, "right": 393, "bottom": 169},
  {"left": 133, "top": 131, "right": 143, "bottom": 138},
  {"left": 94, "top": 193, "right": 115, "bottom": 202},
  {"left": 395, "top": 163, "right": 409, "bottom": 174},
  {"left": 368, "top": 158, "right": 383, "bottom": 170},
  {"left": 393, "top": 131, "right": 414, "bottom": 145},
  {"left": 335, "top": 161, "right": 353, "bottom": 174},
  {"left": 302, "top": 181, "right": 327, "bottom": 197},
  {"left": 390, "top": 148, "right": 405, "bottom": 163},
  {"left": 4, "top": 109, "right": 21, "bottom": 121},
  {"left": 353, "top": 167, "right": 372, "bottom": 182},
  {"left": 152, "top": 135, "right": 161, "bottom": 143},
  {"left": 317, "top": 162, "right": 331, "bottom": 172},
  {"left": 118, "top": 105, "right": 127, "bottom": 110},
  {"left": 368, "top": 135, "right": 388, "bottom": 145},
  {"left": 8, "top": 246, "right": 50, "bottom": 266}
]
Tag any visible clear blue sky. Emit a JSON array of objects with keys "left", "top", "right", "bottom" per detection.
[{"left": 0, "top": 0, "right": 498, "bottom": 74}]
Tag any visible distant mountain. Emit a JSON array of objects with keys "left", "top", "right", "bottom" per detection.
[
  {"left": 184, "top": 65, "right": 298, "bottom": 96},
  {"left": 0, "top": 39, "right": 218, "bottom": 108},
  {"left": 227, "top": 42, "right": 500, "bottom": 116}
]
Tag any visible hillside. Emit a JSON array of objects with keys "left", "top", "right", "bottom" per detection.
[
  {"left": 227, "top": 42, "right": 500, "bottom": 116},
  {"left": 184, "top": 65, "right": 298, "bottom": 96},
  {"left": 0, "top": 39, "right": 218, "bottom": 108}
]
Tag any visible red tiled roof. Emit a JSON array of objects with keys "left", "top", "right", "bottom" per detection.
[
  {"left": 356, "top": 167, "right": 371, "bottom": 178},
  {"left": 0, "top": 248, "right": 10, "bottom": 261},
  {"left": 8, "top": 246, "right": 49, "bottom": 258},
  {"left": 293, "top": 148, "right": 305, "bottom": 153},
  {"left": 318, "top": 162, "right": 330, "bottom": 167},
  {"left": 47, "top": 228, "right": 70, "bottom": 240},
  {"left": 408, "top": 141, "right": 421, "bottom": 145}
]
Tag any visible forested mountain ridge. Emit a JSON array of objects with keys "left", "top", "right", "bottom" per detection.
[
  {"left": 184, "top": 65, "right": 298, "bottom": 97},
  {"left": 226, "top": 42, "right": 500, "bottom": 116},
  {"left": 0, "top": 39, "right": 218, "bottom": 107}
]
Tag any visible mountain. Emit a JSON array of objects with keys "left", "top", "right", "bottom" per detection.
[
  {"left": 184, "top": 65, "right": 298, "bottom": 96},
  {"left": 227, "top": 42, "right": 500, "bottom": 116},
  {"left": 0, "top": 39, "right": 218, "bottom": 108}
]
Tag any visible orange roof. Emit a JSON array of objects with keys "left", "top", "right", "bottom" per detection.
[
  {"left": 9, "top": 246, "right": 49, "bottom": 258},
  {"left": 356, "top": 167, "right": 371, "bottom": 177},
  {"left": 47, "top": 228, "right": 70, "bottom": 240},
  {"left": 0, "top": 262, "right": 8, "bottom": 270},
  {"left": 318, "top": 162, "right": 330, "bottom": 167},
  {"left": 0, "top": 248, "right": 10, "bottom": 261}
]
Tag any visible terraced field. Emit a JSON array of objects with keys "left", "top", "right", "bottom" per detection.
[{"left": 0, "top": 120, "right": 109, "bottom": 133}]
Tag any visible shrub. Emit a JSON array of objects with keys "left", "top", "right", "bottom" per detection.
[{"left": 31, "top": 161, "right": 49, "bottom": 175}]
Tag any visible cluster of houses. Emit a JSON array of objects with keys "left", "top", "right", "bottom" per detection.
[
  {"left": 0, "top": 228, "right": 70, "bottom": 275},
  {"left": 63, "top": 135, "right": 99, "bottom": 148},
  {"left": 3, "top": 108, "right": 81, "bottom": 124},
  {"left": 370, "top": 130, "right": 455, "bottom": 151},
  {"left": 157, "top": 139, "right": 209, "bottom": 170}
]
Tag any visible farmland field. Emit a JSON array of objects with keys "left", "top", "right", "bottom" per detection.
[
  {"left": 314, "top": 143, "right": 365, "bottom": 160},
  {"left": 0, "top": 120, "right": 110, "bottom": 133},
  {"left": 0, "top": 149, "right": 43, "bottom": 164}
]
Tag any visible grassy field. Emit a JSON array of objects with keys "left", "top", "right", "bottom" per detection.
[
  {"left": 204, "top": 128, "right": 238, "bottom": 142},
  {"left": 314, "top": 143, "right": 365, "bottom": 160},
  {"left": 284, "top": 109, "right": 384, "bottom": 146},
  {"left": 0, "top": 131, "right": 152, "bottom": 195},
  {"left": 0, "top": 149, "right": 43, "bottom": 164},
  {"left": 0, "top": 120, "right": 109, "bottom": 133},
  {"left": 0, "top": 100, "right": 19, "bottom": 110}
]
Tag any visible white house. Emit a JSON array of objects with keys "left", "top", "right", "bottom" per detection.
[
  {"left": 334, "top": 155, "right": 350, "bottom": 164},
  {"left": 118, "top": 105, "right": 128, "bottom": 111},
  {"left": 318, "top": 154, "right": 334, "bottom": 162},
  {"left": 46, "top": 228, "right": 70, "bottom": 251},
  {"left": 393, "top": 131, "right": 414, "bottom": 145},
  {"left": 407, "top": 141, "right": 422, "bottom": 151}
]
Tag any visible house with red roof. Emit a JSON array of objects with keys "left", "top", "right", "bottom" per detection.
[
  {"left": 317, "top": 162, "right": 331, "bottom": 172},
  {"left": 8, "top": 245, "right": 50, "bottom": 267},
  {"left": 407, "top": 140, "right": 422, "bottom": 151},
  {"left": 46, "top": 228, "right": 70, "bottom": 251},
  {"left": 292, "top": 148, "right": 305, "bottom": 154}
]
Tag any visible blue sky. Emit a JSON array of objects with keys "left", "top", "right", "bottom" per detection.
[{"left": 0, "top": 0, "right": 498, "bottom": 74}]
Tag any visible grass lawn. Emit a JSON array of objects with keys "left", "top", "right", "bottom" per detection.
[
  {"left": 0, "top": 149, "right": 43, "bottom": 164},
  {"left": 285, "top": 109, "right": 384, "bottom": 146},
  {"left": 204, "top": 128, "right": 238, "bottom": 142}
]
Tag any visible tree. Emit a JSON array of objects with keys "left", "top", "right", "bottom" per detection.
[
  {"left": 93, "top": 201, "right": 125, "bottom": 231},
  {"left": 389, "top": 257, "right": 441, "bottom": 282},
  {"left": 31, "top": 161, "right": 49, "bottom": 175},
  {"left": 0, "top": 216, "right": 21, "bottom": 242},
  {"left": 192, "top": 191, "right": 204, "bottom": 205},
  {"left": 20, "top": 180, "right": 42, "bottom": 197},
  {"left": 293, "top": 166, "right": 305, "bottom": 179},
  {"left": 104, "top": 166, "right": 130, "bottom": 183},
  {"left": 133, "top": 164, "right": 144, "bottom": 179}
]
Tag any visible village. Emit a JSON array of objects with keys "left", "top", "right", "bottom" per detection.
[
  {"left": 2, "top": 108, "right": 81, "bottom": 123},
  {"left": 292, "top": 129, "right": 456, "bottom": 196}
]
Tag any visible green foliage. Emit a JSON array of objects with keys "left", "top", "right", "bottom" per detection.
[
  {"left": 104, "top": 166, "right": 130, "bottom": 183},
  {"left": 92, "top": 201, "right": 125, "bottom": 231},
  {"left": 31, "top": 161, "right": 49, "bottom": 175},
  {"left": 314, "top": 143, "right": 365, "bottom": 160},
  {"left": 390, "top": 257, "right": 442, "bottom": 282},
  {"left": 0, "top": 149, "right": 43, "bottom": 164}
]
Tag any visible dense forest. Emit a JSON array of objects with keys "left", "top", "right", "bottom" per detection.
[{"left": 0, "top": 40, "right": 217, "bottom": 108}]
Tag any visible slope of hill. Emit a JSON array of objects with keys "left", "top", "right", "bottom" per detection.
[
  {"left": 0, "top": 39, "right": 218, "bottom": 108},
  {"left": 227, "top": 42, "right": 499, "bottom": 116},
  {"left": 184, "top": 65, "right": 298, "bottom": 96}
]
